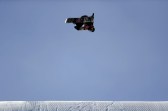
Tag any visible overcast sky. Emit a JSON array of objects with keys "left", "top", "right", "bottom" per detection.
[{"left": 0, "top": 0, "right": 168, "bottom": 101}]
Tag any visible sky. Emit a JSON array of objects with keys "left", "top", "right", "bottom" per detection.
[{"left": 0, "top": 0, "right": 168, "bottom": 101}]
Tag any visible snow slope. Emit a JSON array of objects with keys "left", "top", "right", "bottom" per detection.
[{"left": 0, "top": 101, "right": 168, "bottom": 111}]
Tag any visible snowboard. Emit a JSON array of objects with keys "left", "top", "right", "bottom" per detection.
[
  {"left": 65, "top": 16, "right": 94, "bottom": 24},
  {"left": 65, "top": 18, "right": 83, "bottom": 24}
]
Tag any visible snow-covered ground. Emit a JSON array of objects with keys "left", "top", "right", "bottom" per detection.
[{"left": 0, "top": 101, "right": 168, "bottom": 111}]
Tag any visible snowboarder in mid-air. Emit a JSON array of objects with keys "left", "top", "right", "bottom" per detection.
[{"left": 65, "top": 13, "right": 95, "bottom": 32}]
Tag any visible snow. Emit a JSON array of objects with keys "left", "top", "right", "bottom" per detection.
[{"left": 0, "top": 101, "right": 168, "bottom": 111}]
